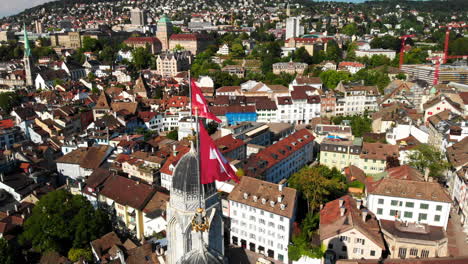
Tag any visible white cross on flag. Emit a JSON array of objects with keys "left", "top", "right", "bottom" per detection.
[
  {"left": 191, "top": 79, "right": 221, "bottom": 123},
  {"left": 199, "top": 120, "right": 239, "bottom": 184}
]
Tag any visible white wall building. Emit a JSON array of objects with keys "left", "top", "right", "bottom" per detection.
[
  {"left": 285, "top": 17, "right": 304, "bottom": 40},
  {"left": 228, "top": 177, "right": 297, "bottom": 263},
  {"left": 367, "top": 178, "right": 452, "bottom": 230},
  {"left": 343, "top": 86, "right": 379, "bottom": 115}
]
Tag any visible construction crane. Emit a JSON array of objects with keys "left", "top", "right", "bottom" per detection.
[
  {"left": 439, "top": 22, "right": 468, "bottom": 64},
  {"left": 426, "top": 56, "right": 442, "bottom": 85},
  {"left": 399, "top": 34, "right": 416, "bottom": 69},
  {"left": 425, "top": 55, "right": 468, "bottom": 85}
]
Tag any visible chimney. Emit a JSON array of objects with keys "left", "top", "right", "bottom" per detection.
[
  {"left": 173, "top": 145, "right": 177, "bottom": 156},
  {"left": 340, "top": 206, "right": 346, "bottom": 216},
  {"left": 320, "top": 204, "right": 324, "bottom": 210},
  {"left": 21, "top": 213, "right": 25, "bottom": 219},
  {"left": 6, "top": 210, "right": 10, "bottom": 216},
  {"left": 362, "top": 209, "right": 368, "bottom": 222},
  {"left": 14, "top": 204, "right": 18, "bottom": 212},
  {"left": 78, "top": 182, "right": 83, "bottom": 190},
  {"left": 278, "top": 183, "right": 284, "bottom": 192},
  {"left": 277, "top": 195, "right": 284, "bottom": 203},
  {"left": 428, "top": 177, "right": 433, "bottom": 182},
  {"left": 356, "top": 199, "right": 362, "bottom": 209},
  {"left": 0, "top": 173, "right": 3, "bottom": 182},
  {"left": 27, "top": 207, "right": 31, "bottom": 214},
  {"left": 339, "top": 198, "right": 344, "bottom": 207},
  {"left": 66, "top": 178, "right": 70, "bottom": 186},
  {"left": 424, "top": 167, "right": 430, "bottom": 182}
]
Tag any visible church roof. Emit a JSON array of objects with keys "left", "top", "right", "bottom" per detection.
[{"left": 134, "top": 74, "right": 149, "bottom": 93}]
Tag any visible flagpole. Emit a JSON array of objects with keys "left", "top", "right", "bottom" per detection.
[
  {"left": 195, "top": 107, "right": 202, "bottom": 210},
  {"left": 188, "top": 70, "right": 192, "bottom": 114}
]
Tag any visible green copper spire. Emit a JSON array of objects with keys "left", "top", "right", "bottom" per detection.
[{"left": 23, "top": 23, "right": 31, "bottom": 57}]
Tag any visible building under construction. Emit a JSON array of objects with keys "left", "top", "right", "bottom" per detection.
[{"left": 401, "top": 64, "right": 468, "bottom": 85}]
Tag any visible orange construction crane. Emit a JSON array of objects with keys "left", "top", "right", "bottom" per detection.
[
  {"left": 439, "top": 22, "right": 468, "bottom": 64},
  {"left": 399, "top": 34, "right": 415, "bottom": 69}
]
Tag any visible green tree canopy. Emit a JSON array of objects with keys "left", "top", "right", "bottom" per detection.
[
  {"left": 0, "top": 238, "right": 14, "bottom": 264},
  {"left": 166, "top": 129, "right": 178, "bottom": 140},
  {"left": 331, "top": 115, "right": 372, "bottom": 137},
  {"left": 0, "top": 92, "right": 21, "bottom": 113},
  {"left": 19, "top": 190, "right": 111, "bottom": 254},
  {"left": 408, "top": 144, "right": 450, "bottom": 182},
  {"left": 288, "top": 166, "right": 346, "bottom": 213},
  {"left": 132, "top": 47, "right": 153, "bottom": 70},
  {"left": 319, "top": 70, "right": 351, "bottom": 89},
  {"left": 341, "top": 23, "right": 358, "bottom": 36}
]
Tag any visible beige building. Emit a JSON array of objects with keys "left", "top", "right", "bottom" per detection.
[
  {"left": 320, "top": 137, "right": 363, "bottom": 171},
  {"left": 155, "top": 51, "right": 192, "bottom": 77},
  {"left": 169, "top": 33, "right": 214, "bottom": 55},
  {"left": 320, "top": 195, "right": 386, "bottom": 263},
  {"left": 123, "top": 37, "right": 162, "bottom": 54},
  {"left": 272, "top": 62, "right": 308, "bottom": 75},
  {"left": 380, "top": 220, "right": 448, "bottom": 259},
  {"left": 50, "top": 32, "right": 102, "bottom": 49},
  {"left": 359, "top": 142, "right": 399, "bottom": 175},
  {"left": 121, "top": 151, "right": 164, "bottom": 184},
  {"left": 156, "top": 15, "right": 173, "bottom": 50},
  {"left": 284, "top": 37, "right": 329, "bottom": 56}
]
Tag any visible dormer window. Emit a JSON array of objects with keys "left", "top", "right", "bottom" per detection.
[
  {"left": 253, "top": 195, "right": 258, "bottom": 202},
  {"left": 261, "top": 198, "right": 267, "bottom": 204},
  {"left": 270, "top": 200, "right": 275, "bottom": 207},
  {"left": 280, "top": 204, "right": 286, "bottom": 210},
  {"left": 243, "top": 192, "right": 249, "bottom": 199}
]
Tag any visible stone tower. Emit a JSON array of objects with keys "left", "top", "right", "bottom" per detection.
[
  {"left": 156, "top": 15, "right": 173, "bottom": 51},
  {"left": 166, "top": 144, "right": 224, "bottom": 264},
  {"left": 23, "top": 25, "right": 34, "bottom": 87}
]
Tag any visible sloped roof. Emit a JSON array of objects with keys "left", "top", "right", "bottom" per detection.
[
  {"left": 94, "top": 92, "right": 111, "bottom": 110},
  {"left": 100, "top": 175, "right": 155, "bottom": 210},
  {"left": 319, "top": 195, "right": 385, "bottom": 249}
]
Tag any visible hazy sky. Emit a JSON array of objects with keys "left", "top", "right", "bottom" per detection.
[{"left": 0, "top": 0, "right": 55, "bottom": 18}]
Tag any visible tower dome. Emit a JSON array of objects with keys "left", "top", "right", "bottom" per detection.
[{"left": 172, "top": 150, "right": 199, "bottom": 194}]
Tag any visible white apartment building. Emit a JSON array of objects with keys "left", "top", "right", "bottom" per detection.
[
  {"left": 228, "top": 177, "right": 297, "bottom": 263},
  {"left": 276, "top": 89, "right": 321, "bottom": 125},
  {"left": 217, "top": 44, "right": 229, "bottom": 55},
  {"left": 367, "top": 178, "right": 452, "bottom": 229},
  {"left": 355, "top": 49, "right": 396, "bottom": 60},
  {"left": 343, "top": 86, "right": 379, "bottom": 115}
]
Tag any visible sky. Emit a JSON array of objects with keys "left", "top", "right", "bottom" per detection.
[{"left": 0, "top": 0, "right": 55, "bottom": 18}]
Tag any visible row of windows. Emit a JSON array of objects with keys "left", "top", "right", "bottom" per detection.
[
  {"left": 378, "top": 199, "right": 443, "bottom": 211},
  {"left": 399, "top": 247, "right": 430, "bottom": 258}
]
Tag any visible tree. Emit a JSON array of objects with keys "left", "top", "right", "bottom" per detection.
[
  {"left": 230, "top": 43, "right": 245, "bottom": 57},
  {"left": 166, "top": 129, "right": 178, "bottom": 140},
  {"left": 0, "top": 238, "right": 14, "bottom": 264},
  {"left": 82, "top": 37, "right": 102, "bottom": 52},
  {"left": 132, "top": 47, "right": 153, "bottom": 70},
  {"left": 342, "top": 23, "right": 358, "bottom": 36},
  {"left": 0, "top": 92, "right": 21, "bottom": 113},
  {"left": 173, "top": 44, "right": 185, "bottom": 52},
  {"left": 395, "top": 73, "right": 407, "bottom": 80},
  {"left": 331, "top": 115, "right": 372, "bottom": 137},
  {"left": 288, "top": 166, "right": 345, "bottom": 213},
  {"left": 292, "top": 47, "right": 313, "bottom": 64},
  {"left": 450, "top": 37, "right": 468, "bottom": 56},
  {"left": 408, "top": 144, "right": 450, "bottom": 182},
  {"left": 370, "top": 35, "right": 400, "bottom": 51},
  {"left": 68, "top": 248, "right": 93, "bottom": 262},
  {"left": 19, "top": 190, "right": 111, "bottom": 254},
  {"left": 319, "top": 70, "right": 350, "bottom": 89}
]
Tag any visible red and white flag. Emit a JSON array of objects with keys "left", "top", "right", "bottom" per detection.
[
  {"left": 191, "top": 79, "right": 221, "bottom": 123},
  {"left": 199, "top": 120, "right": 239, "bottom": 184}
]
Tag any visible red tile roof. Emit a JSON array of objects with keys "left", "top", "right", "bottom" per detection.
[
  {"left": 339, "top": 61, "right": 365, "bottom": 68},
  {"left": 0, "top": 119, "right": 15, "bottom": 129},
  {"left": 320, "top": 195, "right": 385, "bottom": 249},
  {"left": 243, "top": 129, "right": 315, "bottom": 177},
  {"left": 124, "top": 37, "right": 161, "bottom": 44},
  {"left": 215, "top": 134, "right": 246, "bottom": 154}
]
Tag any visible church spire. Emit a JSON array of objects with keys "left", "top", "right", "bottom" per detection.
[{"left": 23, "top": 23, "right": 31, "bottom": 58}]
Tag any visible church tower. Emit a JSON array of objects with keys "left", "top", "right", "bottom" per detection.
[
  {"left": 166, "top": 144, "right": 224, "bottom": 264},
  {"left": 156, "top": 15, "right": 173, "bottom": 51},
  {"left": 23, "top": 24, "right": 34, "bottom": 87}
]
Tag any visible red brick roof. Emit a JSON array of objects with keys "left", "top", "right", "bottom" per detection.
[
  {"left": 339, "top": 61, "right": 365, "bottom": 68},
  {"left": 0, "top": 119, "right": 14, "bottom": 129},
  {"left": 159, "top": 146, "right": 190, "bottom": 176}
]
